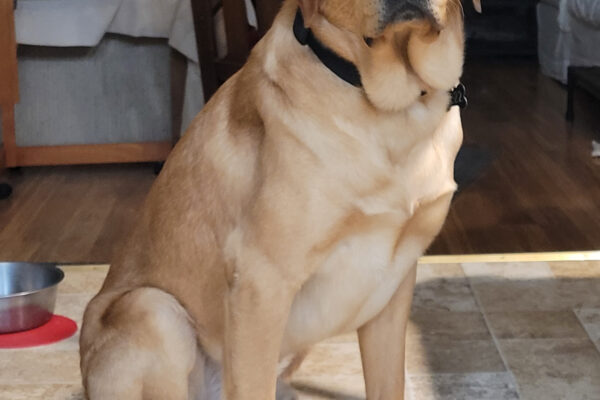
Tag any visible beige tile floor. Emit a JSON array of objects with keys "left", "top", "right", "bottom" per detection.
[{"left": 1, "top": 259, "right": 600, "bottom": 399}]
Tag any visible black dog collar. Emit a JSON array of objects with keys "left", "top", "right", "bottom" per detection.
[
  {"left": 293, "top": 8, "right": 467, "bottom": 109},
  {"left": 293, "top": 9, "right": 362, "bottom": 87}
]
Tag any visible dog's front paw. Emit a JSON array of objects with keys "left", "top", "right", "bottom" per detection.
[{"left": 276, "top": 379, "right": 299, "bottom": 400}]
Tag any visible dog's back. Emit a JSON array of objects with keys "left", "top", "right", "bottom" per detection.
[{"left": 80, "top": 68, "right": 264, "bottom": 398}]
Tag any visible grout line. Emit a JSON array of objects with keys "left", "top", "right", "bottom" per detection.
[
  {"left": 573, "top": 309, "right": 600, "bottom": 356},
  {"left": 57, "top": 293, "right": 94, "bottom": 297},
  {"left": 58, "top": 264, "right": 109, "bottom": 272},
  {"left": 460, "top": 263, "right": 523, "bottom": 399},
  {"left": 420, "top": 251, "right": 600, "bottom": 264},
  {"left": 406, "top": 371, "right": 512, "bottom": 377},
  {"left": 0, "top": 381, "right": 82, "bottom": 386},
  {"left": 492, "top": 337, "right": 591, "bottom": 343}
]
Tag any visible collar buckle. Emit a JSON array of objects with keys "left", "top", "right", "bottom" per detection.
[{"left": 450, "top": 83, "right": 468, "bottom": 109}]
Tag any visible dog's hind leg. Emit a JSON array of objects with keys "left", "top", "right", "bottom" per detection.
[{"left": 80, "top": 287, "right": 201, "bottom": 400}]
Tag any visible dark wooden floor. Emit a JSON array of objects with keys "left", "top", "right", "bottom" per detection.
[
  {"left": 431, "top": 61, "right": 600, "bottom": 254},
  {"left": 1, "top": 61, "right": 599, "bottom": 263}
]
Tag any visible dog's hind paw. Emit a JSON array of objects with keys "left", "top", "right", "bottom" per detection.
[{"left": 276, "top": 380, "right": 299, "bottom": 400}]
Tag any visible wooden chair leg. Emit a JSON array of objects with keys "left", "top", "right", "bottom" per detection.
[
  {"left": 0, "top": 110, "right": 13, "bottom": 199},
  {"left": 254, "top": 0, "right": 282, "bottom": 36},
  {"left": 1, "top": 0, "right": 18, "bottom": 167},
  {"left": 566, "top": 66, "right": 576, "bottom": 122},
  {"left": 170, "top": 49, "right": 188, "bottom": 145},
  {"left": 1, "top": 104, "right": 17, "bottom": 167},
  {"left": 191, "top": 0, "right": 219, "bottom": 101}
]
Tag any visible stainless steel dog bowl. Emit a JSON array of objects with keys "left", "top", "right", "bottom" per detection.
[{"left": 0, "top": 263, "right": 64, "bottom": 333}]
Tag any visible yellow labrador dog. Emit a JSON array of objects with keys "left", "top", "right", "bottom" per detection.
[{"left": 80, "top": 0, "right": 478, "bottom": 398}]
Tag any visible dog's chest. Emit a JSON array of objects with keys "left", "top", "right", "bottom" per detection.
[
  {"left": 282, "top": 222, "right": 415, "bottom": 353},
  {"left": 280, "top": 105, "right": 464, "bottom": 354},
  {"left": 281, "top": 124, "right": 459, "bottom": 355}
]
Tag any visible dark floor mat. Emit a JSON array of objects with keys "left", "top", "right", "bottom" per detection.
[
  {"left": 454, "top": 144, "right": 494, "bottom": 193},
  {"left": 0, "top": 183, "right": 12, "bottom": 200}
]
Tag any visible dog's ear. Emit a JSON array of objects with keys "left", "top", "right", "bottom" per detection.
[
  {"left": 472, "top": 0, "right": 482, "bottom": 13},
  {"left": 298, "top": 0, "right": 320, "bottom": 26}
]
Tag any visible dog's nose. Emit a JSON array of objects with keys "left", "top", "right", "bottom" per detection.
[{"left": 383, "top": 0, "right": 440, "bottom": 28}]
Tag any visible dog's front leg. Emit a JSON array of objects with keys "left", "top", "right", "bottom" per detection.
[
  {"left": 357, "top": 265, "right": 417, "bottom": 400},
  {"left": 223, "top": 252, "right": 296, "bottom": 400}
]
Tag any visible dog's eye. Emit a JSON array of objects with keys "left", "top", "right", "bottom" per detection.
[
  {"left": 420, "top": 90, "right": 428, "bottom": 96},
  {"left": 364, "top": 37, "right": 374, "bottom": 47}
]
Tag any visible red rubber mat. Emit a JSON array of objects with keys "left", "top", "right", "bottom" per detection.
[{"left": 0, "top": 315, "right": 77, "bottom": 349}]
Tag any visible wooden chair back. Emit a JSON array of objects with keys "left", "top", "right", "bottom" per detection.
[{"left": 190, "top": 0, "right": 282, "bottom": 100}]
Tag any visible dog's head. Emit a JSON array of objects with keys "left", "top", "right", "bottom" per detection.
[{"left": 298, "top": 0, "right": 480, "bottom": 111}]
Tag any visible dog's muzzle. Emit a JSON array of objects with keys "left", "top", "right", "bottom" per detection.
[
  {"left": 381, "top": 0, "right": 482, "bottom": 30},
  {"left": 382, "top": 0, "right": 439, "bottom": 28}
]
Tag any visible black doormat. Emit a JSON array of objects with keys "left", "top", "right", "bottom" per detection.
[
  {"left": 454, "top": 144, "right": 494, "bottom": 193},
  {"left": 0, "top": 183, "right": 12, "bottom": 200}
]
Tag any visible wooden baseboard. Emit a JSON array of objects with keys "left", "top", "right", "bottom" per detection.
[{"left": 11, "top": 142, "right": 172, "bottom": 167}]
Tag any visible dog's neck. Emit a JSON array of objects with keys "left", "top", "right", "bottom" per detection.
[{"left": 292, "top": 9, "right": 468, "bottom": 109}]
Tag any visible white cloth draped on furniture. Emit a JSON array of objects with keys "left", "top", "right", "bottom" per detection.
[
  {"left": 537, "top": 0, "right": 600, "bottom": 83},
  {"left": 0, "top": 0, "right": 256, "bottom": 147}
]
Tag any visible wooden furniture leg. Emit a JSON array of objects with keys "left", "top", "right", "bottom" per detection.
[
  {"left": 566, "top": 67, "right": 600, "bottom": 124},
  {"left": 254, "top": 0, "right": 282, "bottom": 36},
  {"left": 191, "top": 0, "right": 219, "bottom": 101},
  {"left": 566, "top": 66, "right": 576, "bottom": 122},
  {"left": 1, "top": 105, "right": 17, "bottom": 167},
  {"left": 0, "top": 0, "right": 18, "bottom": 198},
  {"left": 170, "top": 49, "right": 188, "bottom": 144}
]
